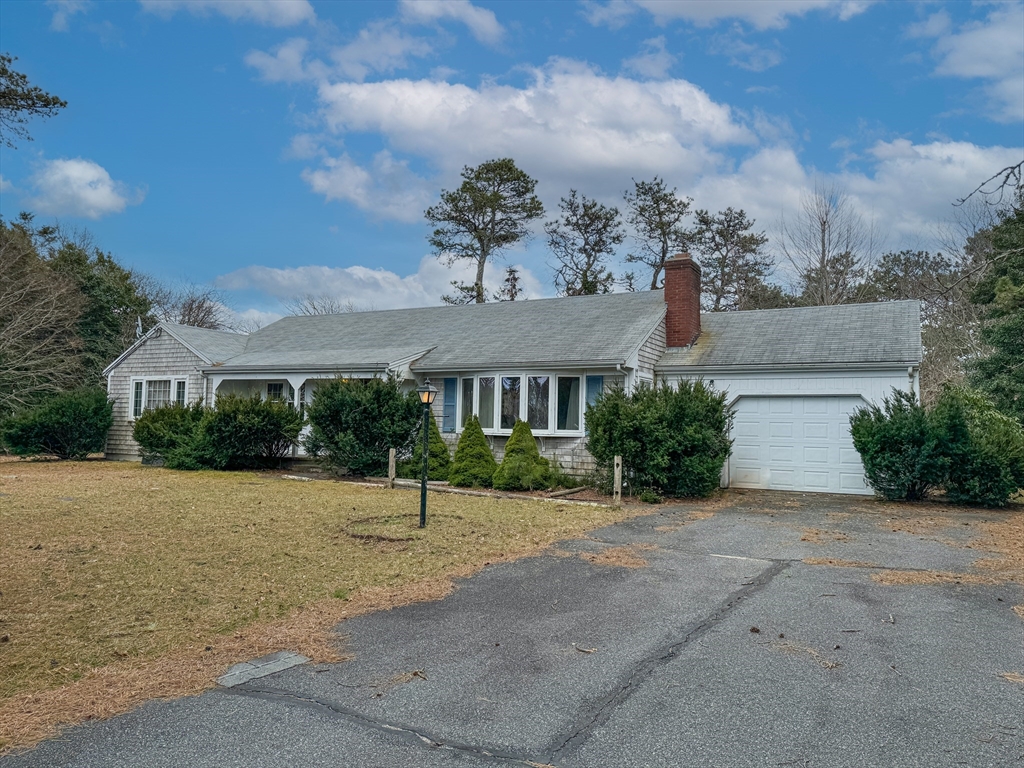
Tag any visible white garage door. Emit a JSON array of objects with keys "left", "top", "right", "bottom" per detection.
[{"left": 728, "top": 396, "right": 870, "bottom": 495}]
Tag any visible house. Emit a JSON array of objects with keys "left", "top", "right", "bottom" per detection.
[{"left": 103, "top": 254, "right": 922, "bottom": 495}]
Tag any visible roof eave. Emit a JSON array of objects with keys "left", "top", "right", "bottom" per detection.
[{"left": 655, "top": 360, "right": 922, "bottom": 374}]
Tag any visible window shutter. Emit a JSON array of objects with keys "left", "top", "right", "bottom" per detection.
[{"left": 442, "top": 378, "right": 457, "bottom": 433}]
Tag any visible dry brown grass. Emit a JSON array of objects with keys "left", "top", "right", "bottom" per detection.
[
  {"left": 999, "top": 672, "right": 1024, "bottom": 684},
  {"left": 0, "top": 460, "right": 643, "bottom": 751},
  {"left": 1014, "top": 605, "right": 1024, "bottom": 620},
  {"left": 769, "top": 641, "right": 841, "bottom": 670},
  {"left": 802, "top": 557, "right": 881, "bottom": 569},
  {"left": 800, "top": 528, "right": 850, "bottom": 543},
  {"left": 580, "top": 543, "right": 656, "bottom": 569}
]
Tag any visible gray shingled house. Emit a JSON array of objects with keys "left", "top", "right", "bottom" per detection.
[{"left": 103, "top": 254, "right": 922, "bottom": 495}]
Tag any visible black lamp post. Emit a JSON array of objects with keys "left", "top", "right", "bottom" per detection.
[{"left": 416, "top": 380, "right": 439, "bottom": 528}]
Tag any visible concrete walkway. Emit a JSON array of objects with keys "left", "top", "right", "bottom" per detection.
[{"left": 5, "top": 492, "right": 1023, "bottom": 767}]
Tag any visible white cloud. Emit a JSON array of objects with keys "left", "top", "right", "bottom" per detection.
[
  {"left": 139, "top": 0, "right": 314, "bottom": 27},
  {"left": 622, "top": 36, "right": 676, "bottom": 79},
  {"left": 586, "top": 0, "right": 874, "bottom": 31},
  {"left": 692, "top": 139, "right": 1023, "bottom": 263},
  {"left": 47, "top": 0, "right": 89, "bottom": 31},
  {"left": 313, "top": 59, "right": 754, "bottom": 205},
  {"left": 0, "top": 175, "right": 12, "bottom": 193},
  {"left": 245, "top": 37, "right": 320, "bottom": 83},
  {"left": 708, "top": 29, "right": 783, "bottom": 71},
  {"left": 300, "top": 150, "right": 434, "bottom": 223},
  {"left": 246, "top": 23, "right": 433, "bottom": 84},
  {"left": 581, "top": 0, "right": 635, "bottom": 30},
  {"left": 216, "top": 256, "right": 547, "bottom": 310},
  {"left": 330, "top": 20, "right": 433, "bottom": 81},
  {"left": 27, "top": 158, "right": 144, "bottom": 219},
  {"left": 911, "top": 4, "right": 1024, "bottom": 123},
  {"left": 399, "top": 0, "right": 503, "bottom": 45}
]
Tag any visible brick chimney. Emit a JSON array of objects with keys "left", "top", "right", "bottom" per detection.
[{"left": 664, "top": 253, "right": 701, "bottom": 347}]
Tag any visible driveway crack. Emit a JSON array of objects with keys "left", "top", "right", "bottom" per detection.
[
  {"left": 217, "top": 684, "right": 552, "bottom": 766},
  {"left": 545, "top": 558, "right": 791, "bottom": 761}
]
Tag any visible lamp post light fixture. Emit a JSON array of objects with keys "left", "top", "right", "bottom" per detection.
[{"left": 416, "top": 380, "right": 439, "bottom": 528}]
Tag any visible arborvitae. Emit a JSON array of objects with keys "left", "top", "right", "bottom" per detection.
[
  {"left": 492, "top": 420, "right": 553, "bottom": 491},
  {"left": 399, "top": 414, "right": 451, "bottom": 481},
  {"left": 448, "top": 415, "right": 497, "bottom": 487}
]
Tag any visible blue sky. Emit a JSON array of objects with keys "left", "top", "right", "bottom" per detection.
[{"left": 1, "top": 0, "right": 1022, "bottom": 326}]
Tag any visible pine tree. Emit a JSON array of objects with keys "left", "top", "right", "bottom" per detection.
[{"left": 399, "top": 415, "right": 451, "bottom": 481}]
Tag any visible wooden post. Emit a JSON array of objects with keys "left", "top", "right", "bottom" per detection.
[
  {"left": 613, "top": 455, "right": 622, "bottom": 505},
  {"left": 388, "top": 448, "right": 396, "bottom": 489}
]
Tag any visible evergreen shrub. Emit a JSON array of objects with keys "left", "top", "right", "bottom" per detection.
[
  {"left": 586, "top": 380, "right": 731, "bottom": 498},
  {"left": 933, "top": 386, "right": 1024, "bottom": 507},
  {"left": 492, "top": 420, "right": 553, "bottom": 491},
  {"left": 849, "top": 390, "right": 946, "bottom": 501},
  {"left": 132, "top": 395, "right": 302, "bottom": 470},
  {"left": 398, "top": 414, "right": 451, "bottom": 481},
  {"left": 448, "top": 415, "right": 497, "bottom": 488},
  {"left": 1, "top": 387, "right": 113, "bottom": 460},
  {"left": 304, "top": 376, "right": 420, "bottom": 476}
]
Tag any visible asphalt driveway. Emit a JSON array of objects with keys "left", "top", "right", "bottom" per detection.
[{"left": 5, "top": 491, "right": 1023, "bottom": 768}]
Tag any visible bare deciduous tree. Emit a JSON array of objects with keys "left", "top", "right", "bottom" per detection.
[
  {"left": 780, "top": 181, "right": 878, "bottom": 306},
  {"left": 144, "top": 279, "right": 232, "bottom": 330},
  {"left": 284, "top": 294, "right": 372, "bottom": 315},
  {"left": 0, "top": 218, "right": 83, "bottom": 416}
]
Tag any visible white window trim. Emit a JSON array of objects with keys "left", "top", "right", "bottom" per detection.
[
  {"left": 456, "top": 371, "right": 600, "bottom": 438},
  {"left": 129, "top": 376, "right": 189, "bottom": 420}
]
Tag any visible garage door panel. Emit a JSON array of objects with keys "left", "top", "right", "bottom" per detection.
[
  {"left": 803, "top": 446, "right": 829, "bottom": 464},
  {"left": 728, "top": 395, "right": 870, "bottom": 495}
]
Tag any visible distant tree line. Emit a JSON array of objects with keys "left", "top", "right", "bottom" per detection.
[{"left": 421, "top": 157, "right": 1024, "bottom": 418}]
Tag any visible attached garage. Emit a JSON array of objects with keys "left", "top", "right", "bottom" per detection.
[
  {"left": 728, "top": 395, "right": 870, "bottom": 495},
  {"left": 655, "top": 299, "right": 923, "bottom": 496}
]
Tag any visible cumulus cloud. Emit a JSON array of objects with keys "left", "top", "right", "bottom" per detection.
[
  {"left": 622, "top": 36, "right": 676, "bottom": 79},
  {"left": 47, "top": 0, "right": 89, "bottom": 31},
  {"left": 139, "top": 0, "right": 314, "bottom": 27},
  {"left": 300, "top": 150, "right": 434, "bottom": 223},
  {"left": 399, "top": 0, "right": 503, "bottom": 45},
  {"left": 910, "top": 4, "right": 1024, "bottom": 122},
  {"left": 586, "top": 0, "right": 873, "bottom": 31},
  {"left": 708, "top": 30, "right": 784, "bottom": 71},
  {"left": 245, "top": 37, "right": 320, "bottom": 83},
  {"left": 692, "top": 139, "right": 1023, "bottom": 264},
  {"left": 28, "top": 158, "right": 144, "bottom": 219},
  {"left": 313, "top": 59, "right": 754, "bottom": 202},
  {"left": 216, "top": 256, "right": 547, "bottom": 311},
  {"left": 330, "top": 20, "right": 434, "bottom": 81}
]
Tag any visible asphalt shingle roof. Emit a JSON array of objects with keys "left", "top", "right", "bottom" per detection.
[
  {"left": 214, "top": 291, "right": 668, "bottom": 372},
  {"left": 656, "top": 300, "right": 922, "bottom": 368},
  {"left": 162, "top": 323, "right": 249, "bottom": 364}
]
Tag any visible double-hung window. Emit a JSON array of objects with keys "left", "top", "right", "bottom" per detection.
[{"left": 132, "top": 378, "right": 187, "bottom": 419}]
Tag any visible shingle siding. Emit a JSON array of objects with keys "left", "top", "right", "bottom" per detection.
[
  {"left": 105, "top": 332, "right": 206, "bottom": 460},
  {"left": 636, "top": 318, "right": 666, "bottom": 384}
]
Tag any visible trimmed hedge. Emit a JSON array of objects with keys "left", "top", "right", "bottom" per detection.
[
  {"left": 492, "top": 420, "right": 553, "bottom": 491},
  {"left": 448, "top": 415, "right": 497, "bottom": 488},
  {"left": 398, "top": 414, "right": 451, "bottom": 481},
  {"left": 132, "top": 395, "right": 303, "bottom": 470},
  {"left": 304, "top": 376, "right": 420, "bottom": 476},
  {"left": 586, "top": 380, "right": 732, "bottom": 498},
  {"left": 849, "top": 390, "right": 946, "bottom": 501},
  {"left": 1, "top": 387, "right": 113, "bottom": 460}
]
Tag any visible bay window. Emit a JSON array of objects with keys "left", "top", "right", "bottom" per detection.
[{"left": 456, "top": 372, "right": 601, "bottom": 435}]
